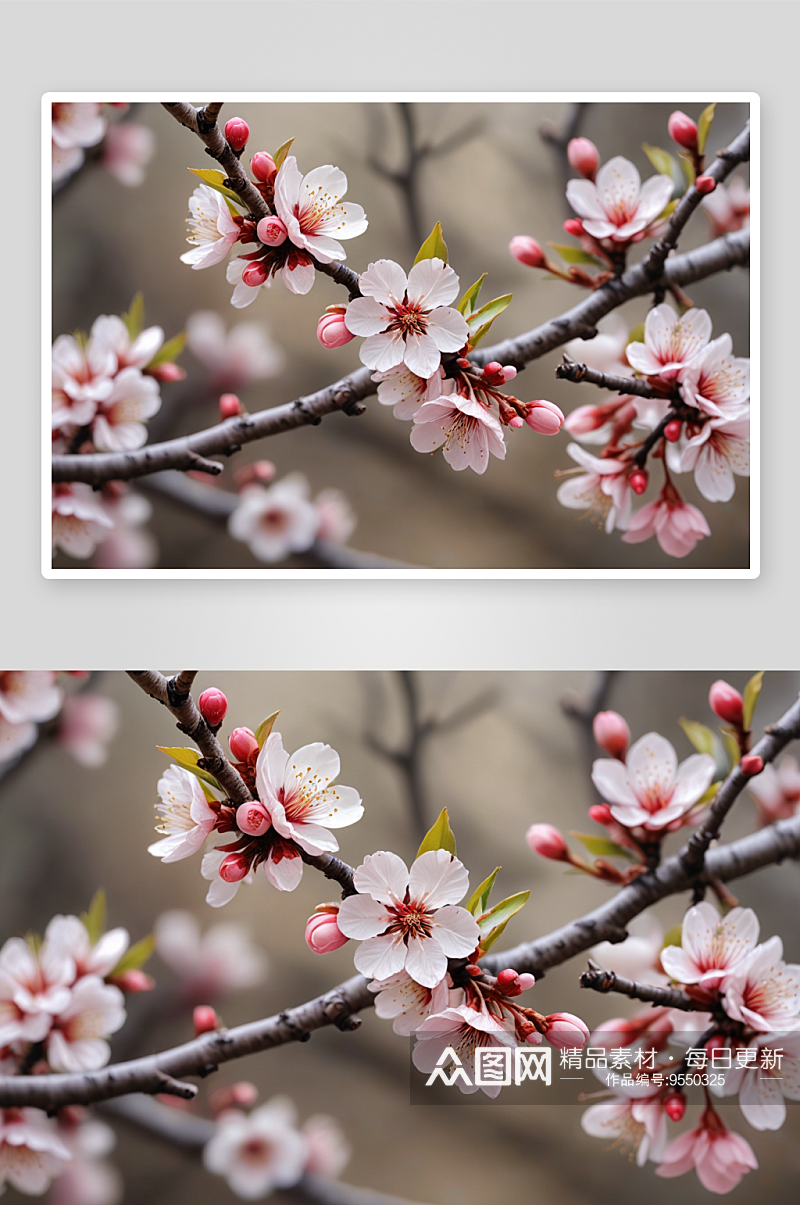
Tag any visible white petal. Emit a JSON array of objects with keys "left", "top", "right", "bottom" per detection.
[
  {"left": 408, "top": 850, "right": 469, "bottom": 908},
  {"left": 353, "top": 850, "right": 409, "bottom": 904},
  {"left": 426, "top": 307, "right": 470, "bottom": 352},
  {"left": 404, "top": 935, "right": 448, "bottom": 989},
  {"left": 431, "top": 906, "right": 480, "bottom": 956},
  {"left": 344, "top": 297, "right": 391, "bottom": 337},
  {"left": 354, "top": 933, "right": 407, "bottom": 980},
  {"left": 406, "top": 258, "right": 460, "bottom": 309},
  {"left": 359, "top": 259, "right": 408, "bottom": 306},
  {"left": 403, "top": 332, "right": 441, "bottom": 379},
  {"left": 336, "top": 895, "right": 392, "bottom": 940}
]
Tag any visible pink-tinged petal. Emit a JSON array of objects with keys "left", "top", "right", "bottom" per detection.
[
  {"left": 625, "top": 342, "right": 664, "bottom": 376},
  {"left": 608, "top": 802, "right": 652, "bottom": 828},
  {"left": 581, "top": 218, "right": 619, "bottom": 240},
  {"left": 660, "top": 945, "right": 703, "bottom": 983},
  {"left": 671, "top": 753, "right": 716, "bottom": 808},
  {"left": 403, "top": 332, "right": 442, "bottom": 379},
  {"left": 354, "top": 933, "right": 407, "bottom": 981},
  {"left": 353, "top": 850, "right": 409, "bottom": 904},
  {"left": 336, "top": 895, "right": 392, "bottom": 940},
  {"left": 304, "top": 784, "right": 364, "bottom": 829},
  {"left": 409, "top": 418, "right": 448, "bottom": 454},
  {"left": 359, "top": 259, "right": 408, "bottom": 306},
  {"left": 301, "top": 163, "right": 348, "bottom": 206},
  {"left": 622, "top": 501, "right": 660, "bottom": 544},
  {"left": 625, "top": 731, "right": 677, "bottom": 797},
  {"left": 285, "top": 740, "right": 340, "bottom": 795},
  {"left": 591, "top": 757, "right": 640, "bottom": 808},
  {"left": 693, "top": 445, "right": 736, "bottom": 503},
  {"left": 739, "top": 1070, "right": 786, "bottom": 1130},
  {"left": 408, "top": 849, "right": 469, "bottom": 908},
  {"left": 426, "top": 307, "right": 470, "bottom": 353},
  {"left": 594, "top": 156, "right": 641, "bottom": 218},
  {"left": 257, "top": 731, "right": 289, "bottom": 806},
  {"left": 92, "top": 416, "right": 148, "bottom": 453},
  {"left": 281, "top": 257, "right": 315, "bottom": 295},
  {"left": 643, "top": 303, "right": 682, "bottom": 362},
  {"left": 273, "top": 156, "right": 303, "bottom": 223},
  {"left": 360, "top": 331, "right": 406, "bottom": 373},
  {"left": 321, "top": 201, "right": 368, "bottom": 240},
  {"left": 580, "top": 1101, "right": 629, "bottom": 1139},
  {"left": 404, "top": 935, "right": 448, "bottom": 988},
  {"left": 206, "top": 877, "right": 241, "bottom": 907},
  {"left": 406, "top": 258, "right": 460, "bottom": 309},
  {"left": 431, "top": 906, "right": 480, "bottom": 956},
  {"left": 344, "top": 296, "right": 392, "bottom": 337},
  {"left": 302, "top": 233, "right": 346, "bottom": 262},
  {"left": 566, "top": 179, "right": 607, "bottom": 222},
  {"left": 290, "top": 821, "right": 339, "bottom": 856},
  {"left": 264, "top": 849, "right": 304, "bottom": 892},
  {"left": 634, "top": 174, "right": 675, "bottom": 225}
]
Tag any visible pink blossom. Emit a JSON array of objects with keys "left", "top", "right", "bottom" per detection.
[
  {"left": 582, "top": 1093, "right": 667, "bottom": 1166},
  {"left": 373, "top": 364, "right": 445, "bottom": 421},
  {"left": 48, "top": 1118, "right": 121, "bottom": 1205},
  {"left": 154, "top": 910, "right": 267, "bottom": 996},
  {"left": 747, "top": 755, "right": 800, "bottom": 823},
  {"left": 301, "top": 1115, "right": 350, "bottom": 1179},
  {"left": 660, "top": 902, "right": 760, "bottom": 988},
  {"left": 52, "top": 331, "right": 115, "bottom": 429},
  {"left": 345, "top": 258, "right": 469, "bottom": 379},
  {"left": 52, "top": 102, "right": 106, "bottom": 183},
  {"left": 410, "top": 388, "right": 506, "bottom": 475},
  {"left": 52, "top": 485, "right": 114, "bottom": 561},
  {"left": 702, "top": 177, "right": 750, "bottom": 237},
  {"left": 722, "top": 935, "right": 800, "bottom": 1031},
  {"left": 90, "top": 490, "right": 157, "bottom": 570},
  {"left": 313, "top": 488, "right": 356, "bottom": 545},
  {"left": 46, "top": 976, "right": 126, "bottom": 1072},
  {"left": 88, "top": 314, "right": 164, "bottom": 373},
  {"left": 556, "top": 444, "right": 631, "bottom": 533},
  {"left": 148, "top": 764, "right": 217, "bottom": 863},
  {"left": 526, "top": 823, "right": 569, "bottom": 861},
  {"left": 622, "top": 487, "right": 710, "bottom": 559},
  {"left": 185, "top": 311, "right": 284, "bottom": 388},
  {"left": 679, "top": 411, "right": 749, "bottom": 503},
  {"left": 228, "top": 474, "right": 320, "bottom": 563},
  {"left": 711, "top": 1033, "right": 800, "bottom": 1131},
  {"left": 525, "top": 399, "right": 564, "bottom": 435},
  {"left": 545, "top": 1012, "right": 589, "bottom": 1049},
  {"left": 678, "top": 335, "right": 750, "bottom": 418},
  {"left": 336, "top": 850, "right": 480, "bottom": 989},
  {"left": 0, "top": 672, "right": 62, "bottom": 727},
  {"left": 567, "top": 138, "right": 599, "bottom": 180},
  {"left": 509, "top": 236, "right": 545, "bottom": 268},
  {"left": 91, "top": 367, "right": 161, "bottom": 452},
  {"left": 180, "top": 184, "right": 241, "bottom": 270},
  {"left": 656, "top": 1109, "right": 757, "bottom": 1193},
  {"left": 203, "top": 1099, "right": 307, "bottom": 1198},
  {"left": 56, "top": 694, "right": 119, "bottom": 767},
  {"left": 43, "top": 914, "right": 129, "bottom": 981},
  {"left": 0, "top": 934, "right": 75, "bottom": 1046},
  {"left": 566, "top": 156, "right": 673, "bottom": 243},
  {"left": 593, "top": 710, "right": 630, "bottom": 759},
  {"left": 274, "top": 156, "right": 367, "bottom": 264},
  {"left": 317, "top": 310, "right": 354, "bottom": 348},
  {"left": 626, "top": 304, "right": 712, "bottom": 379},
  {"left": 412, "top": 1004, "right": 517, "bottom": 1097},
  {"left": 592, "top": 731, "right": 715, "bottom": 830},
  {"left": 0, "top": 1109, "right": 72, "bottom": 1195},
  {"left": 369, "top": 970, "right": 463, "bottom": 1036},
  {"left": 101, "top": 122, "right": 155, "bottom": 187}
]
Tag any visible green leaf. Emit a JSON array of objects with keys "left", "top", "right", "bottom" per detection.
[
  {"left": 477, "top": 890, "right": 530, "bottom": 937},
  {"left": 679, "top": 152, "right": 696, "bottom": 189},
  {"left": 469, "top": 320, "right": 497, "bottom": 348},
  {"left": 547, "top": 242, "right": 603, "bottom": 267},
  {"left": 720, "top": 727, "right": 741, "bottom": 769},
  {"left": 626, "top": 322, "right": 645, "bottom": 346},
  {"left": 696, "top": 781, "right": 720, "bottom": 806},
  {"left": 679, "top": 718, "right": 718, "bottom": 757},
  {"left": 742, "top": 672, "right": 764, "bottom": 731},
  {"left": 157, "top": 746, "right": 222, "bottom": 792},
  {"left": 111, "top": 934, "right": 155, "bottom": 976},
  {"left": 480, "top": 919, "right": 509, "bottom": 952},
  {"left": 274, "top": 137, "right": 295, "bottom": 170},
  {"left": 662, "top": 924, "right": 683, "bottom": 950},
  {"left": 457, "top": 274, "right": 487, "bottom": 318},
  {"left": 642, "top": 143, "right": 678, "bottom": 177},
  {"left": 188, "top": 167, "right": 245, "bottom": 208},
  {"left": 466, "top": 294, "right": 513, "bottom": 334},
  {"left": 657, "top": 199, "right": 679, "bottom": 222},
  {"left": 413, "top": 222, "right": 448, "bottom": 266},
  {"left": 122, "top": 294, "right": 144, "bottom": 341},
  {"left": 570, "top": 832, "right": 637, "bottom": 861},
  {"left": 147, "top": 332, "right": 186, "bottom": 369},
  {"left": 696, "top": 103, "right": 716, "bottom": 155},
  {"left": 416, "top": 808, "right": 457, "bottom": 858},
  {"left": 81, "top": 890, "right": 107, "bottom": 945},
  {"left": 466, "top": 867, "right": 500, "bottom": 918},
  {"left": 254, "top": 711, "right": 280, "bottom": 749}
]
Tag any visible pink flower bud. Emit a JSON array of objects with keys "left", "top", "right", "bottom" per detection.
[
  {"left": 148, "top": 362, "right": 186, "bottom": 382},
  {"left": 695, "top": 175, "right": 716, "bottom": 195},
  {"left": 241, "top": 261, "right": 269, "bottom": 288},
  {"left": 509, "top": 235, "right": 545, "bottom": 269},
  {"left": 193, "top": 1005, "right": 221, "bottom": 1036},
  {"left": 224, "top": 118, "right": 250, "bottom": 152},
  {"left": 565, "top": 405, "right": 606, "bottom": 435},
  {"left": 629, "top": 468, "right": 648, "bottom": 495},
  {"left": 517, "top": 973, "right": 535, "bottom": 992},
  {"left": 589, "top": 804, "right": 613, "bottom": 825},
  {"left": 563, "top": 219, "right": 584, "bottom": 237},
  {"left": 219, "top": 852, "right": 250, "bottom": 883},
  {"left": 525, "top": 399, "right": 564, "bottom": 435},
  {"left": 741, "top": 754, "right": 764, "bottom": 777},
  {"left": 496, "top": 968, "right": 519, "bottom": 987},
  {"left": 545, "top": 1012, "right": 590, "bottom": 1050},
  {"left": 317, "top": 311, "right": 355, "bottom": 349},
  {"left": 664, "top": 419, "right": 683, "bottom": 442},
  {"left": 209, "top": 1082, "right": 259, "bottom": 1114},
  {"left": 256, "top": 215, "right": 288, "bottom": 247},
  {"left": 305, "top": 912, "right": 349, "bottom": 954},
  {"left": 667, "top": 111, "right": 698, "bottom": 152},
  {"left": 664, "top": 1091, "right": 686, "bottom": 1122},
  {"left": 236, "top": 802, "right": 271, "bottom": 837},
  {"left": 198, "top": 687, "right": 228, "bottom": 728},
  {"left": 251, "top": 152, "right": 277, "bottom": 183},
  {"left": 567, "top": 137, "right": 599, "bottom": 180},
  {"left": 229, "top": 727, "right": 259, "bottom": 762},
  {"left": 220, "top": 393, "right": 244, "bottom": 421},
  {"left": 508, "top": 416, "right": 524, "bottom": 428},
  {"left": 709, "top": 680, "right": 744, "bottom": 727},
  {"left": 109, "top": 969, "right": 155, "bottom": 993},
  {"left": 526, "top": 823, "right": 569, "bottom": 861},
  {"left": 525, "top": 1028, "right": 544, "bottom": 1045},
  {"left": 593, "top": 711, "right": 631, "bottom": 759}
]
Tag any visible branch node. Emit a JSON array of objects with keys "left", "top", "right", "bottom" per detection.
[{"left": 152, "top": 1073, "right": 197, "bottom": 1100}]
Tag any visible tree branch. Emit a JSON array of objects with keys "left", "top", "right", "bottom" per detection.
[
  {"left": 579, "top": 959, "right": 710, "bottom": 1011},
  {"left": 555, "top": 356, "right": 671, "bottom": 401}
]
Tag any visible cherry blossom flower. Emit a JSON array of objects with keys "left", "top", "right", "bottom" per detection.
[
  {"left": 581, "top": 1091, "right": 668, "bottom": 1166},
  {"left": 566, "top": 313, "right": 633, "bottom": 377},
  {"left": 0, "top": 672, "right": 62, "bottom": 727},
  {"left": 91, "top": 489, "right": 158, "bottom": 571},
  {"left": 56, "top": 694, "right": 119, "bottom": 767},
  {"left": 566, "top": 156, "right": 673, "bottom": 243},
  {"left": 91, "top": 367, "right": 161, "bottom": 453},
  {"left": 660, "top": 902, "right": 760, "bottom": 988},
  {"left": 345, "top": 258, "right": 469, "bottom": 378},
  {"left": 52, "top": 332, "right": 115, "bottom": 429},
  {"left": 722, "top": 935, "right": 800, "bottom": 1032},
  {"left": 52, "top": 485, "right": 114, "bottom": 561},
  {"left": 622, "top": 486, "right": 711, "bottom": 559},
  {"left": 46, "top": 975, "right": 126, "bottom": 1072},
  {"left": 228, "top": 474, "right": 320, "bottom": 563},
  {"left": 48, "top": 1118, "right": 122, "bottom": 1205},
  {"left": 411, "top": 1004, "right": 517, "bottom": 1097},
  {"left": 410, "top": 387, "right": 506, "bottom": 474},
  {"left": 101, "top": 121, "right": 155, "bottom": 187},
  {"left": 626, "top": 304, "right": 712, "bottom": 379},
  {"left": 181, "top": 184, "right": 241, "bottom": 270},
  {"left": 592, "top": 731, "right": 715, "bottom": 830},
  {"left": 369, "top": 970, "right": 464, "bottom": 1036},
  {"left": 227, "top": 246, "right": 317, "bottom": 300},
  {"left": 711, "top": 1033, "right": 800, "bottom": 1131},
  {"left": 52, "top": 101, "right": 106, "bottom": 183},
  {"left": 747, "top": 755, "right": 800, "bottom": 823},
  {"left": 201, "top": 843, "right": 257, "bottom": 908},
  {"left": 678, "top": 335, "right": 750, "bottom": 418},
  {"left": 336, "top": 850, "right": 480, "bottom": 988},
  {"left": 591, "top": 913, "right": 669, "bottom": 986},
  {"left": 0, "top": 936, "right": 74, "bottom": 1046},
  {"left": 154, "top": 910, "right": 267, "bottom": 996},
  {"left": 44, "top": 914, "right": 128, "bottom": 982},
  {"left": 301, "top": 1115, "right": 350, "bottom": 1179},
  {"left": 185, "top": 311, "right": 285, "bottom": 388},
  {"left": 656, "top": 1107, "right": 758, "bottom": 1193},
  {"left": 313, "top": 489, "right": 356, "bottom": 545},
  {"left": 556, "top": 444, "right": 631, "bottom": 532},
  {"left": 148, "top": 765, "right": 217, "bottom": 863},
  {"left": 203, "top": 1098, "right": 307, "bottom": 1199},
  {"left": 702, "top": 177, "right": 750, "bottom": 237},
  {"left": 273, "top": 156, "right": 367, "bottom": 263},
  {"left": 373, "top": 364, "right": 445, "bottom": 421},
  {"left": 0, "top": 1109, "right": 72, "bottom": 1195},
  {"left": 0, "top": 717, "right": 37, "bottom": 765},
  {"left": 89, "top": 314, "right": 164, "bottom": 373},
  {"left": 679, "top": 410, "right": 750, "bottom": 503}
]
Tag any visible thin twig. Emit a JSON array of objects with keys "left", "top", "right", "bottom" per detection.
[
  {"left": 580, "top": 959, "right": 711, "bottom": 1011},
  {"left": 555, "top": 356, "right": 671, "bottom": 401}
]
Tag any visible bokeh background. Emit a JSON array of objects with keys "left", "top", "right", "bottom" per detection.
[
  {"left": 51, "top": 100, "right": 751, "bottom": 570},
  {"left": 3, "top": 669, "right": 797, "bottom": 1204}
]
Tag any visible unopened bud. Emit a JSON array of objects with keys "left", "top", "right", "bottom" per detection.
[
  {"left": 593, "top": 711, "right": 631, "bottom": 759},
  {"left": 496, "top": 968, "right": 519, "bottom": 987},
  {"left": 563, "top": 219, "right": 585, "bottom": 237},
  {"left": 219, "top": 852, "right": 250, "bottom": 883},
  {"left": 517, "top": 973, "right": 535, "bottom": 992},
  {"left": 229, "top": 727, "right": 259, "bottom": 762},
  {"left": 741, "top": 754, "right": 764, "bottom": 777},
  {"left": 668, "top": 111, "right": 699, "bottom": 152},
  {"left": 224, "top": 118, "right": 250, "bottom": 152},
  {"left": 251, "top": 152, "right": 277, "bottom": 183},
  {"left": 464, "top": 964, "right": 483, "bottom": 978},
  {"left": 525, "top": 399, "right": 564, "bottom": 435},
  {"left": 147, "top": 362, "right": 186, "bottom": 382},
  {"left": 236, "top": 802, "right": 271, "bottom": 837},
  {"left": 629, "top": 468, "right": 649, "bottom": 495},
  {"left": 565, "top": 404, "right": 606, "bottom": 436},
  {"left": 256, "top": 215, "right": 288, "bottom": 247},
  {"left": 109, "top": 969, "right": 155, "bottom": 993},
  {"left": 589, "top": 803, "right": 613, "bottom": 825},
  {"left": 317, "top": 310, "right": 355, "bottom": 349},
  {"left": 695, "top": 175, "right": 716, "bottom": 195},
  {"left": 306, "top": 911, "right": 349, "bottom": 954},
  {"left": 567, "top": 137, "right": 599, "bottom": 180},
  {"left": 545, "top": 1012, "right": 590, "bottom": 1050},
  {"left": 209, "top": 1082, "right": 259, "bottom": 1114},
  {"left": 664, "top": 419, "right": 683, "bottom": 442},
  {"left": 526, "top": 823, "right": 569, "bottom": 861},
  {"left": 664, "top": 1091, "right": 686, "bottom": 1122},
  {"left": 509, "top": 235, "right": 545, "bottom": 269},
  {"left": 198, "top": 687, "right": 228, "bottom": 728},
  {"left": 220, "top": 393, "right": 243, "bottom": 421},
  {"left": 241, "top": 261, "right": 268, "bottom": 288},
  {"left": 193, "top": 1005, "right": 221, "bottom": 1036},
  {"left": 709, "top": 680, "right": 744, "bottom": 727}
]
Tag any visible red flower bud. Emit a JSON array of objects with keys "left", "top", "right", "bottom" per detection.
[
  {"left": 741, "top": 754, "right": 764, "bottom": 777},
  {"left": 229, "top": 727, "right": 259, "bottom": 762},
  {"left": 545, "top": 1012, "right": 590, "bottom": 1050},
  {"left": 709, "top": 680, "right": 745, "bottom": 727},
  {"left": 593, "top": 711, "right": 631, "bottom": 759},
  {"left": 109, "top": 969, "right": 155, "bottom": 993},
  {"left": 526, "top": 823, "right": 569, "bottom": 861},
  {"left": 509, "top": 235, "right": 545, "bottom": 269},
  {"left": 667, "top": 111, "right": 699, "bottom": 152},
  {"left": 220, "top": 393, "right": 244, "bottom": 421},
  {"left": 251, "top": 152, "right": 277, "bottom": 183},
  {"left": 198, "top": 687, "right": 228, "bottom": 728},
  {"left": 664, "top": 1091, "right": 686, "bottom": 1122},
  {"left": 496, "top": 968, "right": 519, "bottom": 987},
  {"left": 193, "top": 1005, "right": 221, "bottom": 1036},
  {"left": 219, "top": 852, "right": 250, "bottom": 883},
  {"left": 256, "top": 215, "right": 288, "bottom": 247},
  {"left": 695, "top": 175, "right": 716, "bottom": 195},
  {"left": 664, "top": 419, "right": 683, "bottom": 442},
  {"left": 563, "top": 219, "right": 585, "bottom": 237},
  {"left": 241, "top": 261, "right": 269, "bottom": 288},
  {"left": 629, "top": 468, "right": 649, "bottom": 495},
  {"left": 589, "top": 804, "right": 613, "bottom": 825},
  {"left": 224, "top": 118, "right": 250, "bottom": 152},
  {"left": 567, "top": 137, "right": 599, "bottom": 180}
]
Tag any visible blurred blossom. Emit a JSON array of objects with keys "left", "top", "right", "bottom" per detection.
[
  {"left": 228, "top": 474, "right": 320, "bottom": 563},
  {"left": 185, "top": 311, "right": 285, "bottom": 389},
  {"left": 56, "top": 695, "right": 120, "bottom": 767},
  {"left": 48, "top": 1119, "right": 122, "bottom": 1205},
  {"left": 154, "top": 910, "right": 267, "bottom": 997},
  {"left": 314, "top": 488, "right": 356, "bottom": 545},
  {"left": 301, "top": 1115, "right": 350, "bottom": 1178},
  {"left": 91, "top": 491, "right": 158, "bottom": 570},
  {"left": 101, "top": 122, "right": 155, "bottom": 187},
  {"left": 203, "top": 1098, "right": 307, "bottom": 1198},
  {"left": 0, "top": 1110, "right": 71, "bottom": 1196},
  {"left": 52, "top": 102, "right": 106, "bottom": 184}
]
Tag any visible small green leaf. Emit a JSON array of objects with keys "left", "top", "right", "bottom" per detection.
[
  {"left": 147, "top": 332, "right": 186, "bottom": 369},
  {"left": 81, "top": 890, "right": 107, "bottom": 945},
  {"left": 273, "top": 137, "right": 295, "bottom": 170},
  {"left": 656, "top": 199, "right": 679, "bottom": 222},
  {"left": 742, "top": 672, "right": 764, "bottom": 731},
  {"left": 547, "top": 242, "right": 603, "bottom": 267},
  {"left": 626, "top": 322, "right": 645, "bottom": 346},
  {"left": 679, "top": 152, "right": 696, "bottom": 189},
  {"left": 468, "top": 320, "right": 497, "bottom": 348},
  {"left": 661, "top": 924, "right": 683, "bottom": 950},
  {"left": 696, "top": 781, "right": 720, "bottom": 806},
  {"left": 416, "top": 808, "right": 457, "bottom": 858},
  {"left": 457, "top": 274, "right": 487, "bottom": 318},
  {"left": 122, "top": 294, "right": 144, "bottom": 341},
  {"left": 254, "top": 711, "right": 280, "bottom": 749},
  {"left": 111, "top": 934, "right": 155, "bottom": 976},
  {"left": 188, "top": 167, "right": 245, "bottom": 208},
  {"left": 720, "top": 727, "right": 741, "bottom": 769},
  {"left": 466, "top": 294, "right": 513, "bottom": 334},
  {"left": 570, "top": 832, "right": 637, "bottom": 861},
  {"left": 466, "top": 867, "right": 500, "bottom": 918},
  {"left": 480, "top": 919, "right": 509, "bottom": 952},
  {"left": 696, "top": 103, "right": 716, "bottom": 155},
  {"left": 157, "top": 746, "right": 222, "bottom": 792},
  {"left": 680, "top": 718, "right": 718, "bottom": 757},
  {"left": 477, "top": 890, "right": 530, "bottom": 937},
  {"left": 413, "top": 222, "right": 448, "bottom": 266},
  {"left": 642, "top": 143, "right": 678, "bottom": 177}
]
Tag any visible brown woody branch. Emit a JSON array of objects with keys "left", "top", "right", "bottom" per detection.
[
  {"left": 580, "top": 959, "right": 710, "bottom": 1011},
  {"left": 555, "top": 356, "right": 672, "bottom": 401}
]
